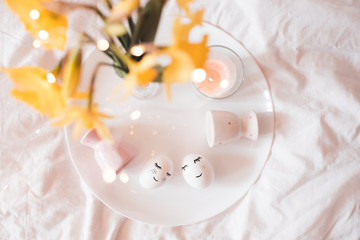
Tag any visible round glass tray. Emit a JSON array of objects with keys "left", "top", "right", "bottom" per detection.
[{"left": 65, "top": 16, "right": 275, "bottom": 226}]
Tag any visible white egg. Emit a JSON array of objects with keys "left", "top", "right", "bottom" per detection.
[
  {"left": 181, "top": 154, "right": 214, "bottom": 189},
  {"left": 139, "top": 155, "right": 174, "bottom": 189}
]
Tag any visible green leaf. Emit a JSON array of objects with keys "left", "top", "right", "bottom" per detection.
[{"left": 131, "top": 0, "right": 166, "bottom": 46}]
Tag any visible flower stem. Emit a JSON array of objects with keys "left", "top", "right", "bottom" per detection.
[
  {"left": 128, "top": 16, "right": 135, "bottom": 35},
  {"left": 109, "top": 43, "right": 131, "bottom": 68},
  {"left": 104, "top": 0, "right": 112, "bottom": 9},
  {"left": 87, "top": 62, "right": 128, "bottom": 111}
]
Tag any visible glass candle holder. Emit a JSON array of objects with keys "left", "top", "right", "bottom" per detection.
[
  {"left": 131, "top": 82, "right": 160, "bottom": 99},
  {"left": 193, "top": 45, "right": 244, "bottom": 99}
]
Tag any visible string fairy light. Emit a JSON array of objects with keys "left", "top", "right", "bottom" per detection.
[
  {"left": 46, "top": 73, "right": 56, "bottom": 84},
  {"left": 29, "top": 9, "right": 40, "bottom": 20},
  {"left": 191, "top": 68, "right": 207, "bottom": 83}
]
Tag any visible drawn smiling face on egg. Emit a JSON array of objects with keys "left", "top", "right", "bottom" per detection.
[
  {"left": 139, "top": 155, "right": 173, "bottom": 189},
  {"left": 182, "top": 154, "right": 214, "bottom": 189}
]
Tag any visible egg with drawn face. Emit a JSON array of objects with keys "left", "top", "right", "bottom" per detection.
[
  {"left": 182, "top": 154, "right": 214, "bottom": 189},
  {"left": 139, "top": 155, "right": 174, "bottom": 189}
]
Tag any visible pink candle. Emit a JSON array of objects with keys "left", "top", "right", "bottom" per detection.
[{"left": 194, "top": 46, "right": 243, "bottom": 99}]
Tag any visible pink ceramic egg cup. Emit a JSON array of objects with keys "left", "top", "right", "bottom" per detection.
[
  {"left": 206, "top": 110, "right": 258, "bottom": 148},
  {"left": 81, "top": 129, "right": 136, "bottom": 175}
]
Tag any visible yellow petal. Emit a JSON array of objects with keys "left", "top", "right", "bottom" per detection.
[
  {"left": 164, "top": 82, "right": 172, "bottom": 100},
  {"left": 136, "top": 68, "right": 158, "bottom": 87},
  {"left": 161, "top": 49, "right": 195, "bottom": 84},
  {"left": 51, "top": 106, "right": 84, "bottom": 126},
  {"left": 11, "top": 89, "right": 43, "bottom": 112},
  {"left": 172, "top": 10, "right": 204, "bottom": 45},
  {"left": 72, "top": 119, "right": 86, "bottom": 140},
  {"left": 3, "top": 66, "right": 65, "bottom": 118},
  {"left": 72, "top": 91, "right": 89, "bottom": 100},
  {"left": 93, "top": 119, "right": 113, "bottom": 143},
  {"left": 42, "top": 91, "right": 66, "bottom": 118},
  {"left": 52, "top": 104, "right": 114, "bottom": 141},
  {"left": 90, "top": 103, "right": 114, "bottom": 119},
  {"left": 2, "top": 66, "right": 49, "bottom": 90},
  {"left": 122, "top": 54, "right": 158, "bottom": 94},
  {"left": 4, "top": 0, "right": 68, "bottom": 50},
  {"left": 177, "top": 35, "right": 209, "bottom": 68},
  {"left": 176, "top": 0, "right": 194, "bottom": 14}
]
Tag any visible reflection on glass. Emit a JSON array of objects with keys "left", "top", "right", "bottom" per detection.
[
  {"left": 130, "top": 110, "right": 141, "bottom": 120},
  {"left": 119, "top": 172, "right": 129, "bottom": 183},
  {"left": 263, "top": 90, "right": 270, "bottom": 100},
  {"left": 102, "top": 168, "right": 116, "bottom": 183},
  {"left": 33, "top": 40, "right": 41, "bottom": 48},
  {"left": 150, "top": 150, "right": 156, "bottom": 157}
]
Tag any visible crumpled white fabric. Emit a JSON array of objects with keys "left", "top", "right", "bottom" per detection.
[{"left": 1, "top": 0, "right": 359, "bottom": 239}]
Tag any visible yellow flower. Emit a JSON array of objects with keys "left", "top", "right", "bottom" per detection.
[
  {"left": 4, "top": 0, "right": 67, "bottom": 50},
  {"left": 2, "top": 66, "right": 66, "bottom": 118},
  {"left": 52, "top": 104, "right": 113, "bottom": 142},
  {"left": 160, "top": 10, "right": 209, "bottom": 98},
  {"left": 172, "top": 10, "right": 208, "bottom": 67},
  {"left": 108, "top": 0, "right": 139, "bottom": 22},
  {"left": 160, "top": 49, "right": 195, "bottom": 98},
  {"left": 172, "top": 10, "right": 205, "bottom": 47},
  {"left": 121, "top": 54, "right": 159, "bottom": 95}
]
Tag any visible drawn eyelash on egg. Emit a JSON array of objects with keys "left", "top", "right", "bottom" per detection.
[
  {"left": 182, "top": 165, "right": 188, "bottom": 171},
  {"left": 154, "top": 163, "right": 162, "bottom": 169},
  {"left": 194, "top": 157, "right": 202, "bottom": 163},
  {"left": 166, "top": 172, "right": 171, "bottom": 176}
]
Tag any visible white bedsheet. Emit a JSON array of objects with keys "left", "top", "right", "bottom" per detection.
[{"left": 1, "top": 0, "right": 359, "bottom": 239}]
